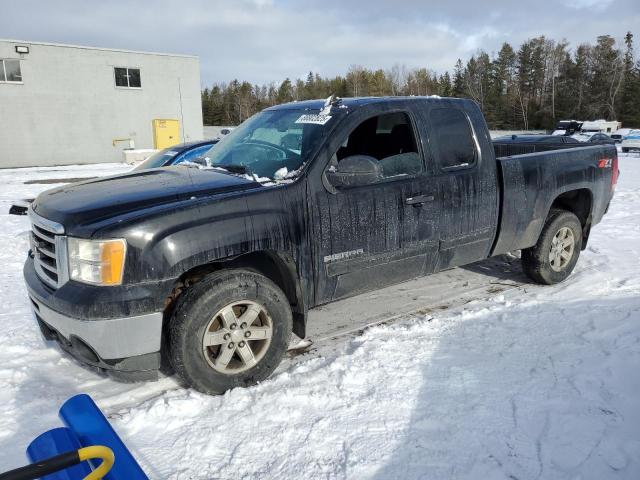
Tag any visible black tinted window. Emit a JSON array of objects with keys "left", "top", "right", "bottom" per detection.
[
  {"left": 114, "top": 67, "right": 141, "bottom": 88},
  {"left": 114, "top": 67, "right": 128, "bottom": 87},
  {"left": 429, "top": 108, "right": 475, "bottom": 169},
  {"left": 128, "top": 68, "right": 141, "bottom": 87}
]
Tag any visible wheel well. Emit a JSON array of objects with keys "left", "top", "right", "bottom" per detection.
[
  {"left": 163, "top": 250, "right": 306, "bottom": 338},
  {"left": 550, "top": 188, "right": 593, "bottom": 247}
]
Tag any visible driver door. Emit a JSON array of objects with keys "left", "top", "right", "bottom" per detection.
[{"left": 309, "top": 107, "right": 441, "bottom": 304}]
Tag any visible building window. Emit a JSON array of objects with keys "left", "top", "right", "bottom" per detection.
[
  {"left": 0, "top": 59, "right": 22, "bottom": 83},
  {"left": 114, "top": 67, "right": 141, "bottom": 88}
]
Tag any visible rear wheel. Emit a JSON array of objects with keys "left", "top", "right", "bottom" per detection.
[
  {"left": 168, "top": 269, "right": 292, "bottom": 394},
  {"left": 521, "top": 209, "right": 583, "bottom": 285}
]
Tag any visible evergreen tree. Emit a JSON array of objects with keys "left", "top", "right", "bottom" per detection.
[
  {"left": 490, "top": 43, "right": 517, "bottom": 129},
  {"left": 620, "top": 32, "right": 640, "bottom": 126},
  {"left": 452, "top": 59, "right": 465, "bottom": 97},
  {"left": 439, "top": 72, "right": 452, "bottom": 97},
  {"left": 276, "top": 78, "right": 294, "bottom": 104}
]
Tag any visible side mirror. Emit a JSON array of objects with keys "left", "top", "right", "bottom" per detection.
[
  {"left": 325, "top": 155, "right": 383, "bottom": 189},
  {"left": 190, "top": 156, "right": 209, "bottom": 167}
]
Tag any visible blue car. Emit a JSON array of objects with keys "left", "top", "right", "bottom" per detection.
[
  {"left": 132, "top": 139, "right": 219, "bottom": 171},
  {"left": 8, "top": 140, "right": 220, "bottom": 215}
]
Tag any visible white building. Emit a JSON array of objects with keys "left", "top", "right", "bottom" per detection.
[{"left": 0, "top": 39, "right": 203, "bottom": 168}]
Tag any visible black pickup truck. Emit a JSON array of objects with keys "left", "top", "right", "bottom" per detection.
[{"left": 24, "top": 97, "right": 619, "bottom": 394}]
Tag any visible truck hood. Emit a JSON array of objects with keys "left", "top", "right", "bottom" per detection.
[{"left": 32, "top": 167, "right": 258, "bottom": 230}]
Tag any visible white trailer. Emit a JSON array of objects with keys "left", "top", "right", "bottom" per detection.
[{"left": 580, "top": 119, "right": 622, "bottom": 134}]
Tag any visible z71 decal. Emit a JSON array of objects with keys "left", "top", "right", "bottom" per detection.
[{"left": 598, "top": 158, "right": 613, "bottom": 168}]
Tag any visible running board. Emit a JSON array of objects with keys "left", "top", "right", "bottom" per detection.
[{"left": 283, "top": 255, "right": 526, "bottom": 363}]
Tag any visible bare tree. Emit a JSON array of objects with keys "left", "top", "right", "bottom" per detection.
[
  {"left": 386, "top": 64, "right": 408, "bottom": 96},
  {"left": 606, "top": 55, "right": 625, "bottom": 119},
  {"left": 347, "top": 65, "right": 366, "bottom": 97}
]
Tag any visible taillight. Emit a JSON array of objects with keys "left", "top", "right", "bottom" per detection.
[
  {"left": 612, "top": 154, "right": 619, "bottom": 191},
  {"left": 598, "top": 155, "right": 619, "bottom": 192}
]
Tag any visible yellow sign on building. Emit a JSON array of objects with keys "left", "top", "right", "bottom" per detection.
[{"left": 152, "top": 119, "right": 181, "bottom": 149}]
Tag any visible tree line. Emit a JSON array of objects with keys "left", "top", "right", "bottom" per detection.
[{"left": 201, "top": 32, "right": 640, "bottom": 130}]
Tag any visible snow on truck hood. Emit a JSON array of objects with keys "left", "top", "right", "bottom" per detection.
[{"left": 31, "top": 167, "right": 259, "bottom": 229}]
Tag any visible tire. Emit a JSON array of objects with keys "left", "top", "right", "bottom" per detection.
[
  {"left": 521, "top": 209, "right": 583, "bottom": 285},
  {"left": 622, "top": 148, "right": 629, "bottom": 153},
  {"left": 168, "top": 269, "right": 292, "bottom": 394}
]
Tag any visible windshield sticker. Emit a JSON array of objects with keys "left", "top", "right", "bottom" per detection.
[{"left": 295, "top": 114, "right": 332, "bottom": 125}]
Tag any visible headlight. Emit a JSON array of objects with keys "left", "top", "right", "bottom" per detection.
[{"left": 67, "top": 238, "right": 127, "bottom": 286}]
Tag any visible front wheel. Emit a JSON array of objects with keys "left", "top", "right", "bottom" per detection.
[
  {"left": 168, "top": 269, "right": 292, "bottom": 394},
  {"left": 622, "top": 147, "right": 629, "bottom": 153},
  {"left": 521, "top": 209, "right": 583, "bottom": 285}
]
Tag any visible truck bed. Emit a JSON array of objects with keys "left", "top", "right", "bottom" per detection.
[
  {"left": 492, "top": 144, "right": 617, "bottom": 256},
  {"left": 493, "top": 140, "right": 579, "bottom": 157}
]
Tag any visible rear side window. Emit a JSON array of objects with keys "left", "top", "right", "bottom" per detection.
[{"left": 429, "top": 108, "right": 476, "bottom": 169}]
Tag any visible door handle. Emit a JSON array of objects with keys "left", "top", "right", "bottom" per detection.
[{"left": 406, "top": 194, "right": 435, "bottom": 206}]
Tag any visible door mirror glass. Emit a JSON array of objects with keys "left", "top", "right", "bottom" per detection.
[
  {"left": 325, "top": 155, "right": 383, "bottom": 189},
  {"left": 190, "top": 156, "right": 209, "bottom": 167}
]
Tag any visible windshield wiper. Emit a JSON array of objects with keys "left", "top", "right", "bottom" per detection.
[{"left": 204, "top": 164, "right": 274, "bottom": 184}]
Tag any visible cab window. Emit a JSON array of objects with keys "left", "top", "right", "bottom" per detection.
[
  {"left": 335, "top": 112, "right": 422, "bottom": 179},
  {"left": 429, "top": 108, "right": 476, "bottom": 170}
]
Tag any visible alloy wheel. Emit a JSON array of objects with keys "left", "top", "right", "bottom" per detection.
[
  {"left": 201, "top": 300, "right": 273, "bottom": 374},
  {"left": 549, "top": 227, "right": 575, "bottom": 272}
]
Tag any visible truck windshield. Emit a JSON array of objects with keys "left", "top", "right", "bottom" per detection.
[{"left": 200, "top": 109, "right": 334, "bottom": 182}]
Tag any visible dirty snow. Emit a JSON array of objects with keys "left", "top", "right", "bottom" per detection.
[{"left": 0, "top": 154, "right": 639, "bottom": 479}]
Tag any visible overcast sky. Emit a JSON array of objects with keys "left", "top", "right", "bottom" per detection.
[{"left": 1, "top": 0, "right": 638, "bottom": 87}]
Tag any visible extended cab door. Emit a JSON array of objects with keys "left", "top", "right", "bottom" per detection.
[
  {"left": 425, "top": 103, "right": 499, "bottom": 269},
  {"left": 308, "top": 106, "right": 441, "bottom": 305}
]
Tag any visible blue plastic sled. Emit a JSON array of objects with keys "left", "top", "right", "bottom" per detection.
[{"left": 0, "top": 394, "right": 148, "bottom": 480}]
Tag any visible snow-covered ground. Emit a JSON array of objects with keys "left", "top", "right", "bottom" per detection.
[{"left": 1, "top": 153, "right": 639, "bottom": 479}]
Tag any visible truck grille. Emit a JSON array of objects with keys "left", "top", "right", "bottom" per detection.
[{"left": 29, "top": 209, "right": 67, "bottom": 289}]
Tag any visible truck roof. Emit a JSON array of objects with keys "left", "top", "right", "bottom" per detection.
[{"left": 265, "top": 96, "right": 471, "bottom": 111}]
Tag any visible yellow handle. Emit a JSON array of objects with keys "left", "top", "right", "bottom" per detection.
[{"left": 78, "top": 446, "right": 115, "bottom": 480}]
